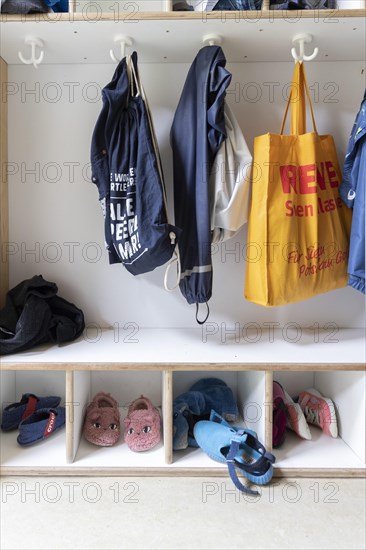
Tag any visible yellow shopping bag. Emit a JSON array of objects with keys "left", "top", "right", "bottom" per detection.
[{"left": 245, "top": 62, "right": 352, "bottom": 307}]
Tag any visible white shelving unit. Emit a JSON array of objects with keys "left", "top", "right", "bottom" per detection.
[
  {"left": 0, "top": 3, "right": 365, "bottom": 478},
  {"left": 0, "top": 330, "right": 365, "bottom": 475}
]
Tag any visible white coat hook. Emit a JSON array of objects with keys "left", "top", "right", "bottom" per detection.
[
  {"left": 203, "top": 34, "right": 223, "bottom": 47},
  {"left": 110, "top": 35, "right": 134, "bottom": 63},
  {"left": 18, "top": 37, "right": 44, "bottom": 69},
  {"left": 291, "top": 33, "right": 319, "bottom": 63}
]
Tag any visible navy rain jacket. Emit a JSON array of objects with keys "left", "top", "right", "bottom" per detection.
[
  {"left": 339, "top": 90, "right": 366, "bottom": 295},
  {"left": 171, "top": 46, "right": 231, "bottom": 307}
]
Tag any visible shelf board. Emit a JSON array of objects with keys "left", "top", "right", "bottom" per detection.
[
  {"left": 2, "top": 426, "right": 364, "bottom": 474},
  {"left": 172, "top": 433, "right": 366, "bottom": 475},
  {"left": 274, "top": 426, "right": 366, "bottom": 470},
  {"left": 0, "top": 428, "right": 67, "bottom": 468},
  {"left": 171, "top": 426, "right": 365, "bottom": 471},
  {"left": 73, "top": 438, "right": 166, "bottom": 468},
  {"left": 1, "top": 328, "right": 365, "bottom": 370},
  {"left": 1, "top": 13, "right": 365, "bottom": 63},
  {"left": 1, "top": 9, "right": 365, "bottom": 21}
]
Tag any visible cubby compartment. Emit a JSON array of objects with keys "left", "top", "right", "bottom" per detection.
[
  {"left": 272, "top": 371, "right": 366, "bottom": 472},
  {"left": 0, "top": 369, "right": 68, "bottom": 471},
  {"left": 171, "top": 370, "right": 268, "bottom": 469},
  {"left": 69, "top": 370, "right": 167, "bottom": 469}
]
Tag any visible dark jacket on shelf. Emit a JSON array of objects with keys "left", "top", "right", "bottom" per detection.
[{"left": 0, "top": 275, "right": 85, "bottom": 355}]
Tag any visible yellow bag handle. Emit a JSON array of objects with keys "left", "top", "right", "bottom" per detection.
[{"left": 280, "top": 62, "right": 318, "bottom": 136}]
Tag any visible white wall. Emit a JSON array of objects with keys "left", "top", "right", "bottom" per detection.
[{"left": 7, "top": 60, "right": 365, "bottom": 329}]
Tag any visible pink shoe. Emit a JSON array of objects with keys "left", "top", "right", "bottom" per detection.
[
  {"left": 124, "top": 395, "right": 161, "bottom": 452},
  {"left": 282, "top": 388, "right": 311, "bottom": 440},
  {"left": 83, "top": 392, "right": 121, "bottom": 446},
  {"left": 298, "top": 389, "right": 338, "bottom": 438}
]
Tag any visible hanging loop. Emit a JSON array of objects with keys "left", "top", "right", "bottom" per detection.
[
  {"left": 110, "top": 35, "right": 134, "bottom": 62},
  {"left": 291, "top": 33, "right": 319, "bottom": 64},
  {"left": 203, "top": 34, "right": 223, "bottom": 47},
  {"left": 195, "top": 302, "right": 210, "bottom": 325},
  {"left": 18, "top": 37, "right": 44, "bottom": 69}
]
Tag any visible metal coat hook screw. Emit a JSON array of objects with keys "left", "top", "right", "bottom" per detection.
[
  {"left": 110, "top": 35, "right": 134, "bottom": 62},
  {"left": 18, "top": 37, "right": 44, "bottom": 69},
  {"left": 291, "top": 33, "right": 319, "bottom": 63}
]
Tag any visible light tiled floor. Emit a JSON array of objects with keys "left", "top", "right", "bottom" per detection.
[{"left": 1, "top": 476, "right": 365, "bottom": 550}]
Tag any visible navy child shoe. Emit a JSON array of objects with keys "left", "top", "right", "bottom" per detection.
[
  {"left": 17, "top": 407, "right": 66, "bottom": 446},
  {"left": 1, "top": 393, "right": 62, "bottom": 432}
]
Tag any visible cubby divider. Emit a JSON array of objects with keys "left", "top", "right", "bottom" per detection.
[
  {"left": 163, "top": 370, "right": 173, "bottom": 465},
  {"left": 65, "top": 370, "right": 74, "bottom": 464},
  {"left": 265, "top": 371, "right": 273, "bottom": 451},
  {"left": 66, "top": 370, "right": 91, "bottom": 464}
]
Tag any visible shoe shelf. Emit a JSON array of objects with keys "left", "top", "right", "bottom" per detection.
[
  {"left": 170, "top": 431, "right": 366, "bottom": 475},
  {"left": 1, "top": 334, "right": 365, "bottom": 476}
]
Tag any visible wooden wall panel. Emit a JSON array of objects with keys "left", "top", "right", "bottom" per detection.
[{"left": 0, "top": 58, "right": 9, "bottom": 307}]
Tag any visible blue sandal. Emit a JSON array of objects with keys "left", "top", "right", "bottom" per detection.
[
  {"left": 194, "top": 410, "right": 275, "bottom": 495},
  {"left": 210, "top": 409, "right": 257, "bottom": 435}
]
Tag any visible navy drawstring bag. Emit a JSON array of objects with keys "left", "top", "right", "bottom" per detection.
[{"left": 91, "top": 52, "right": 180, "bottom": 276}]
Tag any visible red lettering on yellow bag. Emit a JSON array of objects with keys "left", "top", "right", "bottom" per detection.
[{"left": 280, "top": 162, "right": 339, "bottom": 195}]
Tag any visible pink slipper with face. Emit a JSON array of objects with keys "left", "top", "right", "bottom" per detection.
[
  {"left": 283, "top": 388, "right": 312, "bottom": 440},
  {"left": 124, "top": 395, "right": 161, "bottom": 452},
  {"left": 83, "top": 392, "right": 121, "bottom": 446}
]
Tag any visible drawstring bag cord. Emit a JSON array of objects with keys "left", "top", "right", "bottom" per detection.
[
  {"left": 127, "top": 55, "right": 181, "bottom": 292},
  {"left": 164, "top": 244, "right": 181, "bottom": 292}
]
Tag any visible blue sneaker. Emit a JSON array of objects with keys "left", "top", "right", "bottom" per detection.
[
  {"left": 194, "top": 410, "right": 275, "bottom": 495},
  {"left": 1, "top": 394, "right": 62, "bottom": 432},
  {"left": 17, "top": 407, "right": 66, "bottom": 446}
]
